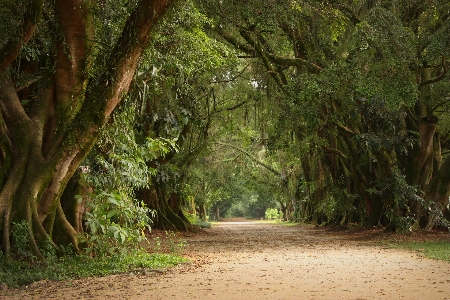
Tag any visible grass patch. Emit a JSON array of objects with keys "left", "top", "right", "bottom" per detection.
[
  {"left": 0, "top": 250, "right": 187, "bottom": 288},
  {"left": 392, "top": 241, "right": 450, "bottom": 262},
  {"left": 252, "top": 220, "right": 301, "bottom": 226},
  {"left": 273, "top": 220, "right": 301, "bottom": 226},
  {"left": 195, "top": 221, "right": 211, "bottom": 228}
]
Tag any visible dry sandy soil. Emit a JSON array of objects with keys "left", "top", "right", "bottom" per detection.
[{"left": 2, "top": 220, "right": 450, "bottom": 300}]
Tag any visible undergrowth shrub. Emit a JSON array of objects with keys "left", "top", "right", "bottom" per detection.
[
  {"left": 11, "top": 221, "right": 35, "bottom": 261},
  {"left": 265, "top": 208, "right": 283, "bottom": 220},
  {"left": 184, "top": 210, "right": 211, "bottom": 228},
  {"left": 81, "top": 190, "right": 154, "bottom": 257}
]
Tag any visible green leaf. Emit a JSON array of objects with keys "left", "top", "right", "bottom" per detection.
[
  {"left": 119, "top": 232, "right": 126, "bottom": 244},
  {"left": 107, "top": 197, "right": 119, "bottom": 206},
  {"left": 106, "top": 209, "right": 121, "bottom": 219}
]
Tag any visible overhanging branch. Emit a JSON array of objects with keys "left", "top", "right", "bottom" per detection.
[
  {"left": 216, "top": 142, "right": 281, "bottom": 176},
  {"left": 76, "top": 0, "right": 177, "bottom": 130},
  {"left": 213, "top": 100, "right": 250, "bottom": 114},
  {"left": 211, "top": 63, "right": 250, "bottom": 84},
  {"left": 419, "top": 57, "right": 448, "bottom": 87},
  {"left": 266, "top": 53, "right": 323, "bottom": 71}
]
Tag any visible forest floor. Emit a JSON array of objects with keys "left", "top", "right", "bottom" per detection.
[{"left": 2, "top": 219, "right": 450, "bottom": 300}]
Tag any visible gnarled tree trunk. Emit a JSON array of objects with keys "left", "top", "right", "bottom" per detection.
[
  {"left": 139, "top": 187, "right": 192, "bottom": 231},
  {"left": 0, "top": 0, "right": 177, "bottom": 258}
]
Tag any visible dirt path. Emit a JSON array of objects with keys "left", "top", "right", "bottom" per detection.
[{"left": 2, "top": 222, "right": 450, "bottom": 300}]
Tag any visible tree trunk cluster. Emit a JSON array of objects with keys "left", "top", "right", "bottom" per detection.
[{"left": 0, "top": 0, "right": 177, "bottom": 258}]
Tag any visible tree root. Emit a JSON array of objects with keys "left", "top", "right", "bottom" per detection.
[
  {"left": 56, "top": 203, "right": 81, "bottom": 253},
  {"left": 25, "top": 203, "right": 45, "bottom": 261},
  {"left": 1, "top": 209, "right": 11, "bottom": 256},
  {"left": 31, "top": 208, "right": 59, "bottom": 250}
]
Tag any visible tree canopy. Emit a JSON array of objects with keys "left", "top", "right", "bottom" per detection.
[{"left": 189, "top": 0, "right": 450, "bottom": 230}]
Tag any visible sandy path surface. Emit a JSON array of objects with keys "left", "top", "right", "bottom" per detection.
[{"left": 2, "top": 222, "right": 450, "bottom": 300}]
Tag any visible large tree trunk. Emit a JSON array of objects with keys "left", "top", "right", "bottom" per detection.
[
  {"left": 400, "top": 68, "right": 450, "bottom": 229},
  {"left": 0, "top": 0, "right": 177, "bottom": 258},
  {"left": 139, "top": 187, "right": 191, "bottom": 231}
]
